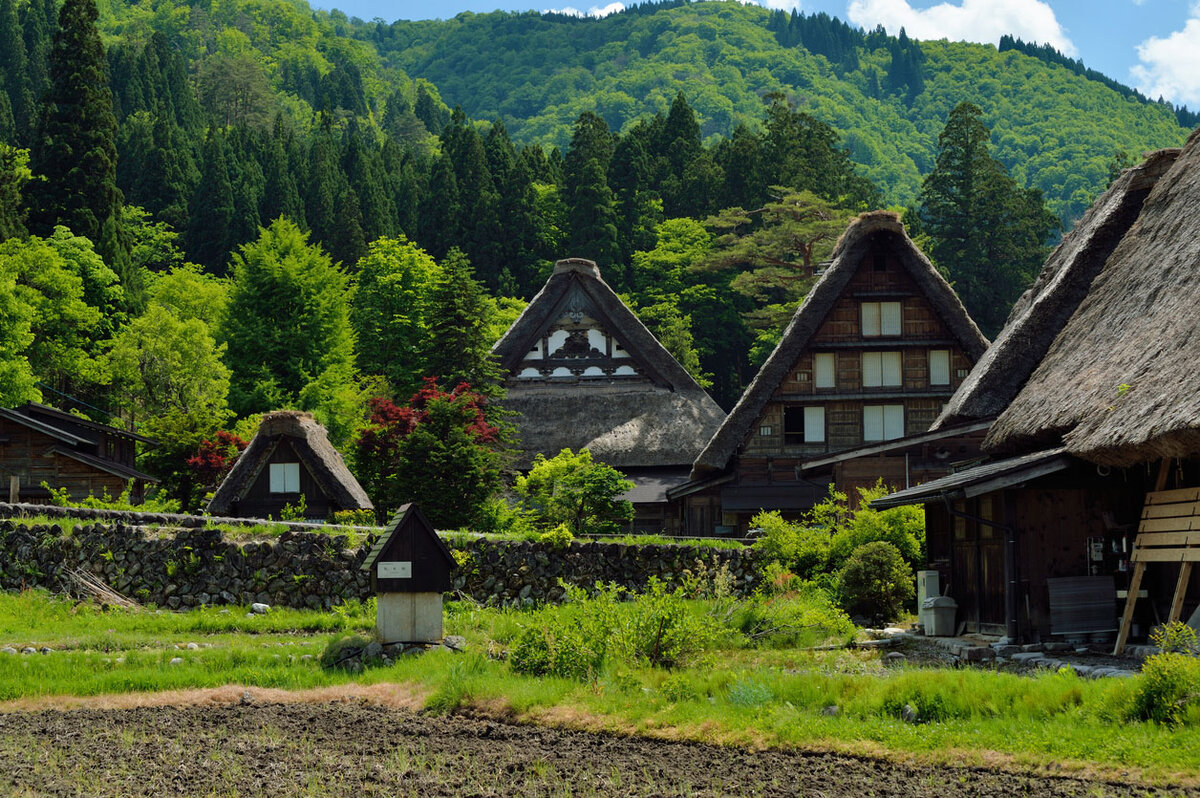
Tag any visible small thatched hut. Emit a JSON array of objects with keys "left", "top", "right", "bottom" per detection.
[
  {"left": 206, "top": 411, "right": 372, "bottom": 521},
  {"left": 674, "top": 212, "right": 989, "bottom": 535},
  {"left": 492, "top": 258, "right": 726, "bottom": 532},
  {"left": 875, "top": 139, "right": 1200, "bottom": 643}
]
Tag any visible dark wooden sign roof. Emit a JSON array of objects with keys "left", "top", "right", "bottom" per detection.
[{"left": 360, "top": 503, "right": 456, "bottom": 593}]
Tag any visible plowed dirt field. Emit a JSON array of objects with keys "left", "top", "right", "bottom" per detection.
[{"left": 0, "top": 700, "right": 1190, "bottom": 796}]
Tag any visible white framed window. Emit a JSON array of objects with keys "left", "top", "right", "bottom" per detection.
[
  {"left": 269, "top": 462, "right": 300, "bottom": 493},
  {"left": 784, "top": 406, "right": 826, "bottom": 445},
  {"left": 861, "top": 301, "right": 902, "bottom": 337},
  {"left": 862, "top": 351, "right": 902, "bottom": 388},
  {"left": 759, "top": 425, "right": 772, "bottom": 437},
  {"left": 863, "top": 404, "right": 905, "bottom": 441},
  {"left": 813, "top": 352, "right": 835, "bottom": 389},
  {"left": 929, "top": 349, "right": 951, "bottom": 386}
]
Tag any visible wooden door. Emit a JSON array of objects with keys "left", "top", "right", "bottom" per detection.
[{"left": 951, "top": 496, "right": 1007, "bottom": 634}]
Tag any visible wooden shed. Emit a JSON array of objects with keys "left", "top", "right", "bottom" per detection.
[
  {"left": 360, "top": 504, "right": 456, "bottom": 643},
  {"left": 206, "top": 411, "right": 372, "bottom": 521},
  {"left": 0, "top": 402, "right": 157, "bottom": 504}
]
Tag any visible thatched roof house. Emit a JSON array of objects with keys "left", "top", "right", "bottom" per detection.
[
  {"left": 872, "top": 138, "right": 1200, "bottom": 643},
  {"left": 669, "top": 212, "right": 989, "bottom": 535},
  {"left": 492, "top": 258, "right": 725, "bottom": 531},
  {"left": 207, "top": 411, "right": 372, "bottom": 520},
  {"left": 691, "top": 212, "right": 989, "bottom": 480}
]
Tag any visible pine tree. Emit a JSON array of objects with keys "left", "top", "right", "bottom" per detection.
[
  {"left": 0, "top": 0, "right": 35, "bottom": 143},
  {"left": 28, "top": 0, "right": 125, "bottom": 267},
  {"left": 565, "top": 113, "right": 619, "bottom": 267},
  {"left": 417, "top": 153, "right": 460, "bottom": 260},
  {"left": 20, "top": 0, "right": 55, "bottom": 122},
  {"left": 421, "top": 248, "right": 502, "bottom": 393},
  {"left": 918, "top": 102, "right": 1058, "bottom": 336},
  {"left": 186, "top": 130, "right": 236, "bottom": 271}
]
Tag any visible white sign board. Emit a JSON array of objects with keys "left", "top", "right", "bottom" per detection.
[{"left": 377, "top": 561, "right": 413, "bottom": 579}]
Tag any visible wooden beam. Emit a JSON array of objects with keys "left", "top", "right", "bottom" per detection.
[
  {"left": 1141, "top": 501, "right": 1200, "bottom": 519},
  {"left": 1146, "top": 487, "right": 1200, "bottom": 504},
  {"left": 1168, "top": 562, "right": 1194, "bottom": 625},
  {"left": 7, "top": 475, "right": 16, "bottom": 503},
  {"left": 1140, "top": 517, "right": 1200, "bottom": 533},
  {"left": 1134, "top": 531, "right": 1200, "bottom": 548},
  {"left": 1132, "top": 549, "right": 1200, "bottom": 563},
  {"left": 1154, "top": 459, "right": 1173, "bottom": 492},
  {"left": 1114, "top": 561, "right": 1146, "bottom": 656}
]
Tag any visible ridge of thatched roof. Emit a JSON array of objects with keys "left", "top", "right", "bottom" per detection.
[
  {"left": 493, "top": 258, "right": 725, "bottom": 470},
  {"left": 691, "top": 211, "right": 989, "bottom": 478},
  {"left": 206, "top": 411, "right": 372, "bottom": 514},
  {"left": 984, "top": 133, "right": 1200, "bottom": 466},
  {"left": 935, "top": 148, "right": 1181, "bottom": 430}
]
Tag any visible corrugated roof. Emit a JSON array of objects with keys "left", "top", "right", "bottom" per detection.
[{"left": 869, "top": 448, "right": 1072, "bottom": 509}]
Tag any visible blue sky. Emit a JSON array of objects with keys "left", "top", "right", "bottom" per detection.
[{"left": 310, "top": 0, "right": 1200, "bottom": 108}]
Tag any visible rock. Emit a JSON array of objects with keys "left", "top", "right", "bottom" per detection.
[
  {"left": 992, "top": 644, "right": 1021, "bottom": 657},
  {"left": 820, "top": 705, "right": 840, "bottom": 717},
  {"left": 901, "top": 704, "right": 919, "bottom": 724},
  {"left": 1010, "top": 652, "right": 1045, "bottom": 663},
  {"left": 169, "top": 657, "right": 184, "bottom": 665},
  {"left": 1020, "top": 644, "right": 1044, "bottom": 653},
  {"left": 38, "top": 646, "right": 51, "bottom": 654},
  {"left": 240, "top": 691, "right": 254, "bottom": 705},
  {"left": 443, "top": 635, "right": 467, "bottom": 652},
  {"left": 364, "top": 641, "right": 383, "bottom": 660},
  {"left": 883, "top": 652, "right": 907, "bottom": 664},
  {"left": 250, "top": 603, "right": 271, "bottom": 615},
  {"left": 186, "top": 642, "right": 199, "bottom": 650},
  {"left": 964, "top": 646, "right": 995, "bottom": 662},
  {"left": 1044, "top": 642, "right": 1073, "bottom": 653},
  {"left": 1, "top": 647, "right": 16, "bottom": 654},
  {"left": 300, "top": 654, "right": 313, "bottom": 662}
]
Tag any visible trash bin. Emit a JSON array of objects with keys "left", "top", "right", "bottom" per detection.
[{"left": 922, "top": 596, "right": 958, "bottom": 637}]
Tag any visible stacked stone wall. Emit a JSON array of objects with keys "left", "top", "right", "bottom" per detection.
[{"left": 0, "top": 510, "right": 762, "bottom": 610}]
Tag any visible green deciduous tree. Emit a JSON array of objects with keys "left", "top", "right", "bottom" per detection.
[
  {"left": 0, "top": 249, "right": 37, "bottom": 404},
  {"left": 0, "top": 144, "right": 31, "bottom": 241},
  {"left": 515, "top": 448, "right": 634, "bottom": 535},
  {"left": 421, "top": 248, "right": 502, "bottom": 394},
  {"left": 222, "top": 218, "right": 357, "bottom": 418},
  {"left": 918, "top": 102, "right": 1058, "bottom": 336},
  {"left": 350, "top": 235, "right": 441, "bottom": 397}
]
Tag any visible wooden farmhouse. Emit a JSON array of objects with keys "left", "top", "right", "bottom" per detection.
[
  {"left": 0, "top": 402, "right": 157, "bottom": 504},
  {"left": 674, "top": 212, "right": 989, "bottom": 535},
  {"left": 206, "top": 411, "right": 373, "bottom": 521},
  {"left": 874, "top": 143, "right": 1200, "bottom": 646},
  {"left": 491, "top": 258, "right": 726, "bottom": 533}
]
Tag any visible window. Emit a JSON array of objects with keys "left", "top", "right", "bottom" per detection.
[
  {"left": 813, "top": 353, "right": 835, "bottom": 389},
  {"left": 784, "top": 406, "right": 825, "bottom": 445},
  {"left": 862, "top": 351, "right": 902, "bottom": 387},
  {"left": 759, "top": 425, "right": 772, "bottom": 437},
  {"left": 861, "top": 301, "right": 902, "bottom": 337},
  {"left": 929, "top": 349, "right": 951, "bottom": 386},
  {"left": 269, "top": 462, "right": 300, "bottom": 493},
  {"left": 863, "top": 405, "right": 905, "bottom": 441}
]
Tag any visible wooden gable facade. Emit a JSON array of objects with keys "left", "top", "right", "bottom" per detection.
[
  {"left": 0, "top": 402, "right": 157, "bottom": 504},
  {"left": 206, "top": 411, "right": 373, "bottom": 522},
  {"left": 492, "top": 258, "right": 726, "bottom": 533},
  {"left": 680, "top": 212, "right": 989, "bottom": 535}
]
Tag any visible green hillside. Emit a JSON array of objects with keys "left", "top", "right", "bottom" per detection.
[{"left": 360, "top": 2, "right": 1189, "bottom": 222}]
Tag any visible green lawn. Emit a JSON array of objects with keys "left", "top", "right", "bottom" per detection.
[{"left": 1, "top": 589, "right": 1197, "bottom": 786}]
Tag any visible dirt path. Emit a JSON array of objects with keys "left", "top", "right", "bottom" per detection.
[{"left": 0, "top": 697, "right": 1191, "bottom": 797}]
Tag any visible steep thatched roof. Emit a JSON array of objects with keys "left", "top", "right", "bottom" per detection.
[
  {"left": 984, "top": 134, "right": 1200, "bottom": 466},
  {"left": 691, "top": 211, "right": 989, "bottom": 478},
  {"left": 935, "top": 148, "right": 1180, "bottom": 429},
  {"left": 493, "top": 258, "right": 725, "bottom": 470},
  {"left": 206, "top": 411, "right": 372, "bottom": 514}
]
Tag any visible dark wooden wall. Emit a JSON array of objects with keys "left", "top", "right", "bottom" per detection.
[
  {"left": 0, "top": 420, "right": 128, "bottom": 503},
  {"left": 231, "top": 440, "right": 337, "bottom": 520}
]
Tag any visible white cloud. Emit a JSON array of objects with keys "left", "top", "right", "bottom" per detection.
[
  {"left": 1132, "top": 13, "right": 1200, "bottom": 106},
  {"left": 544, "top": 1, "right": 624, "bottom": 16},
  {"left": 846, "top": 0, "right": 1076, "bottom": 56}
]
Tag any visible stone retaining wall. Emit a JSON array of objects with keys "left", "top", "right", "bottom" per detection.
[{"left": 0, "top": 515, "right": 762, "bottom": 610}]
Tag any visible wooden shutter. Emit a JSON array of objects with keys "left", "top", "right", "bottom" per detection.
[
  {"left": 861, "top": 302, "right": 881, "bottom": 337},
  {"left": 814, "top": 353, "right": 835, "bottom": 388},
  {"left": 883, "top": 404, "right": 905, "bottom": 439},
  {"left": 862, "top": 352, "right": 882, "bottom": 387},
  {"left": 929, "top": 349, "right": 950, "bottom": 385},
  {"left": 863, "top": 406, "right": 883, "bottom": 441},
  {"left": 804, "top": 406, "right": 825, "bottom": 443},
  {"left": 881, "top": 302, "right": 902, "bottom": 335},
  {"left": 881, "top": 352, "right": 902, "bottom": 387}
]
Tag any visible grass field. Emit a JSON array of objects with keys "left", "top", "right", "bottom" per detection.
[{"left": 1, "top": 589, "right": 1198, "bottom": 788}]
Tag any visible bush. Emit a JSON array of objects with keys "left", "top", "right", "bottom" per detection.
[
  {"left": 1130, "top": 652, "right": 1200, "bottom": 725},
  {"left": 623, "top": 578, "right": 711, "bottom": 668},
  {"left": 749, "top": 510, "right": 830, "bottom": 580},
  {"left": 837, "top": 541, "right": 914, "bottom": 626},
  {"left": 318, "top": 634, "right": 375, "bottom": 671},
  {"left": 538, "top": 523, "right": 574, "bottom": 550},
  {"left": 729, "top": 583, "right": 855, "bottom": 648},
  {"left": 515, "top": 448, "right": 633, "bottom": 535}
]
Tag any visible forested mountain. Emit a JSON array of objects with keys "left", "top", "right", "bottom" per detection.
[
  {"left": 361, "top": 2, "right": 1188, "bottom": 222},
  {"left": 0, "top": 0, "right": 1190, "bottom": 517}
]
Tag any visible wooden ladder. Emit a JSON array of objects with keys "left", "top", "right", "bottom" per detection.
[{"left": 1112, "top": 486, "right": 1200, "bottom": 655}]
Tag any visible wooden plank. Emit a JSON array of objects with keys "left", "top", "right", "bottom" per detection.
[
  {"left": 1114, "top": 561, "right": 1146, "bottom": 655},
  {"left": 1141, "top": 501, "right": 1200, "bottom": 520},
  {"left": 1132, "top": 549, "right": 1200, "bottom": 563},
  {"left": 1168, "top": 562, "right": 1194, "bottom": 625},
  {"left": 1139, "top": 517, "right": 1200, "bottom": 533},
  {"left": 1145, "top": 487, "right": 1200, "bottom": 504},
  {"left": 1134, "top": 531, "right": 1197, "bottom": 548}
]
